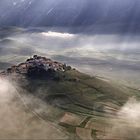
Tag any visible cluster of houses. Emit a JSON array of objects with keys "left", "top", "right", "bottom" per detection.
[{"left": 5, "top": 55, "right": 68, "bottom": 75}]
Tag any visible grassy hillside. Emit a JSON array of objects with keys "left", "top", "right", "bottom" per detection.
[{"left": 16, "top": 69, "right": 140, "bottom": 140}]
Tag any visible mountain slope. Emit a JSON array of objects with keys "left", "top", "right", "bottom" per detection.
[{"left": 1, "top": 55, "right": 140, "bottom": 139}]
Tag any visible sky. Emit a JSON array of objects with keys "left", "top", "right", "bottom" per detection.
[{"left": 0, "top": 0, "right": 140, "bottom": 34}]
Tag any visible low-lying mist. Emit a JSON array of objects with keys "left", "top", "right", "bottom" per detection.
[
  {"left": 0, "top": 78, "right": 68, "bottom": 139},
  {"left": 0, "top": 28, "right": 140, "bottom": 88},
  {"left": 106, "top": 97, "right": 140, "bottom": 139}
]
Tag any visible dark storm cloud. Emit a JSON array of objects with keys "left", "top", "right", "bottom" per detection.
[{"left": 0, "top": 0, "right": 140, "bottom": 34}]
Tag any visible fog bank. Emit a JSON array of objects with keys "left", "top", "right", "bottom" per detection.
[
  {"left": 106, "top": 98, "right": 140, "bottom": 139},
  {"left": 0, "top": 78, "right": 68, "bottom": 139}
]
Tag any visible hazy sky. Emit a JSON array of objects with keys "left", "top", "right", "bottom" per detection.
[{"left": 0, "top": 0, "right": 140, "bottom": 34}]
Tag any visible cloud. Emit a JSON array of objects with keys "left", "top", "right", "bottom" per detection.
[
  {"left": 105, "top": 97, "right": 140, "bottom": 139},
  {"left": 0, "top": 29, "right": 140, "bottom": 88},
  {"left": 1, "top": 0, "right": 140, "bottom": 34},
  {"left": 0, "top": 78, "right": 68, "bottom": 139},
  {"left": 41, "top": 31, "right": 75, "bottom": 38}
]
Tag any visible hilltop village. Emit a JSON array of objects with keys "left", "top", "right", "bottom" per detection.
[{"left": 1, "top": 55, "right": 72, "bottom": 77}]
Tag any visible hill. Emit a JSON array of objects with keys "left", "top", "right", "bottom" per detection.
[{"left": 1, "top": 55, "right": 140, "bottom": 140}]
